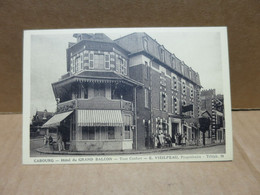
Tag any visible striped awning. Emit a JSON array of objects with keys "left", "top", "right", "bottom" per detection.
[
  {"left": 78, "top": 110, "right": 123, "bottom": 127},
  {"left": 42, "top": 111, "right": 73, "bottom": 128}
]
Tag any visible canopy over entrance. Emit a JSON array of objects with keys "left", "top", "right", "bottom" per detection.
[
  {"left": 78, "top": 110, "right": 123, "bottom": 127},
  {"left": 42, "top": 111, "right": 73, "bottom": 128}
]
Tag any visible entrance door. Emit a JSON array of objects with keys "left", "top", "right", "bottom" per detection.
[{"left": 172, "top": 123, "right": 178, "bottom": 137}]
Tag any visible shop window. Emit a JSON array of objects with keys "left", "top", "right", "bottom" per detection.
[
  {"left": 125, "top": 126, "right": 131, "bottom": 139},
  {"left": 108, "top": 127, "right": 115, "bottom": 139},
  {"left": 82, "top": 127, "right": 95, "bottom": 140}
]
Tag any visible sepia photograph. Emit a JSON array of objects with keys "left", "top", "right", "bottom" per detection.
[{"left": 23, "top": 27, "right": 232, "bottom": 164}]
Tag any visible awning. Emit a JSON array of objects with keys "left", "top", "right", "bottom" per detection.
[
  {"left": 78, "top": 110, "right": 123, "bottom": 127},
  {"left": 42, "top": 111, "right": 73, "bottom": 128}
]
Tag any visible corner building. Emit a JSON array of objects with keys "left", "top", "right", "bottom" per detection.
[
  {"left": 116, "top": 33, "right": 202, "bottom": 149},
  {"left": 43, "top": 32, "right": 202, "bottom": 151}
]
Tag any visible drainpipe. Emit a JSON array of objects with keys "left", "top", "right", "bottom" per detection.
[
  {"left": 149, "top": 58, "right": 154, "bottom": 148},
  {"left": 134, "top": 86, "right": 137, "bottom": 150}
]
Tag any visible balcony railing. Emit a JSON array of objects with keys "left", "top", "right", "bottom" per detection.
[{"left": 57, "top": 97, "right": 133, "bottom": 113}]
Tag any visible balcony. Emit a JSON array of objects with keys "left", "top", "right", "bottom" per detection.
[{"left": 57, "top": 97, "right": 133, "bottom": 113}]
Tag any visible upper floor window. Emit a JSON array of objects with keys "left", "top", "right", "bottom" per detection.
[
  {"left": 181, "top": 80, "right": 186, "bottom": 95},
  {"left": 105, "top": 54, "right": 110, "bottom": 69},
  {"left": 144, "top": 38, "right": 148, "bottom": 51},
  {"left": 160, "top": 92, "right": 168, "bottom": 112},
  {"left": 190, "top": 84, "right": 194, "bottom": 99},
  {"left": 160, "top": 47, "right": 165, "bottom": 62},
  {"left": 171, "top": 75, "right": 178, "bottom": 91},
  {"left": 160, "top": 72, "right": 166, "bottom": 87},
  {"left": 171, "top": 55, "right": 176, "bottom": 69},
  {"left": 181, "top": 64, "right": 185, "bottom": 74},
  {"left": 89, "top": 52, "right": 94, "bottom": 69},
  {"left": 94, "top": 54, "right": 104, "bottom": 69},
  {"left": 117, "top": 57, "right": 127, "bottom": 75},
  {"left": 172, "top": 97, "right": 179, "bottom": 114},
  {"left": 144, "top": 61, "right": 149, "bottom": 79},
  {"left": 144, "top": 88, "right": 149, "bottom": 108}
]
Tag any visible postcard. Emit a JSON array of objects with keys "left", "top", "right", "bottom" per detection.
[{"left": 23, "top": 27, "right": 232, "bottom": 164}]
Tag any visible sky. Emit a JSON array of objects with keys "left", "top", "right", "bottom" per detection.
[{"left": 29, "top": 28, "right": 226, "bottom": 118}]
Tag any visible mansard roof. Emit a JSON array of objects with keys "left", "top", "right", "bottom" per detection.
[
  {"left": 73, "top": 33, "right": 114, "bottom": 43},
  {"left": 115, "top": 32, "right": 201, "bottom": 86}
]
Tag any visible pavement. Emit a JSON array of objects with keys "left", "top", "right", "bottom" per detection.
[{"left": 35, "top": 142, "right": 225, "bottom": 156}]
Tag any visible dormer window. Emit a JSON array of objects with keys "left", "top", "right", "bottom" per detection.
[
  {"left": 144, "top": 38, "right": 148, "bottom": 51},
  {"left": 159, "top": 46, "right": 165, "bottom": 62},
  {"left": 171, "top": 55, "right": 176, "bottom": 69}
]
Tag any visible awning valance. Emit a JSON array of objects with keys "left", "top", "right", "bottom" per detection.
[
  {"left": 42, "top": 111, "right": 73, "bottom": 128},
  {"left": 78, "top": 110, "right": 123, "bottom": 127}
]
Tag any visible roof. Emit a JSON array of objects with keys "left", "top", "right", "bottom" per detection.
[
  {"left": 115, "top": 32, "right": 201, "bottom": 86},
  {"left": 73, "top": 33, "right": 114, "bottom": 43},
  {"left": 53, "top": 70, "right": 143, "bottom": 88}
]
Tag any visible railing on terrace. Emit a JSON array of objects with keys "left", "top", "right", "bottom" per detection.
[{"left": 57, "top": 98, "right": 133, "bottom": 113}]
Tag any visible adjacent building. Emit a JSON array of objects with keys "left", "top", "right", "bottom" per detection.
[
  {"left": 201, "top": 89, "right": 225, "bottom": 143},
  {"left": 43, "top": 32, "right": 202, "bottom": 151}
]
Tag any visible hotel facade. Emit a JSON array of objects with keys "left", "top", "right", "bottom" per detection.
[{"left": 43, "top": 32, "right": 202, "bottom": 151}]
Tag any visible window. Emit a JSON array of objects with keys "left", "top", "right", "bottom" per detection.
[
  {"left": 94, "top": 83, "right": 105, "bottom": 97},
  {"left": 80, "top": 53, "right": 83, "bottom": 70},
  {"left": 94, "top": 54, "right": 104, "bottom": 69},
  {"left": 160, "top": 92, "right": 167, "bottom": 111},
  {"left": 181, "top": 64, "right": 184, "bottom": 74},
  {"left": 144, "top": 61, "right": 149, "bottom": 79},
  {"left": 181, "top": 80, "right": 186, "bottom": 95},
  {"left": 105, "top": 54, "right": 110, "bottom": 69},
  {"left": 89, "top": 52, "right": 94, "bottom": 69},
  {"left": 144, "top": 39, "right": 148, "bottom": 51},
  {"left": 172, "top": 97, "right": 179, "bottom": 114},
  {"left": 190, "top": 84, "right": 194, "bottom": 98},
  {"left": 160, "top": 47, "right": 165, "bottom": 62},
  {"left": 125, "top": 126, "right": 130, "bottom": 139},
  {"left": 171, "top": 75, "right": 178, "bottom": 91},
  {"left": 145, "top": 88, "right": 149, "bottom": 108},
  {"left": 160, "top": 72, "right": 166, "bottom": 87},
  {"left": 171, "top": 55, "right": 176, "bottom": 69},
  {"left": 82, "top": 127, "right": 95, "bottom": 140},
  {"left": 75, "top": 56, "right": 81, "bottom": 72},
  {"left": 108, "top": 127, "right": 115, "bottom": 139}
]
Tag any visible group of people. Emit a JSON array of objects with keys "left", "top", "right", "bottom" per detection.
[
  {"left": 152, "top": 131, "right": 187, "bottom": 148},
  {"left": 43, "top": 134, "right": 53, "bottom": 145},
  {"left": 43, "top": 132, "right": 65, "bottom": 151}
]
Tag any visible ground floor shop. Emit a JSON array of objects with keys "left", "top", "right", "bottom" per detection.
[{"left": 42, "top": 109, "right": 134, "bottom": 151}]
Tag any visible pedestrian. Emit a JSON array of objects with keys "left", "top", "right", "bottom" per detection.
[
  {"left": 43, "top": 134, "right": 48, "bottom": 145},
  {"left": 57, "top": 132, "right": 63, "bottom": 151},
  {"left": 158, "top": 132, "right": 164, "bottom": 148}
]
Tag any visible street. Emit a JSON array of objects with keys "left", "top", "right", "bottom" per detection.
[
  {"left": 30, "top": 138, "right": 225, "bottom": 157},
  {"left": 149, "top": 144, "right": 225, "bottom": 155}
]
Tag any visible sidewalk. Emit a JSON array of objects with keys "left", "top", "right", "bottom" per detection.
[{"left": 36, "top": 143, "right": 225, "bottom": 156}]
